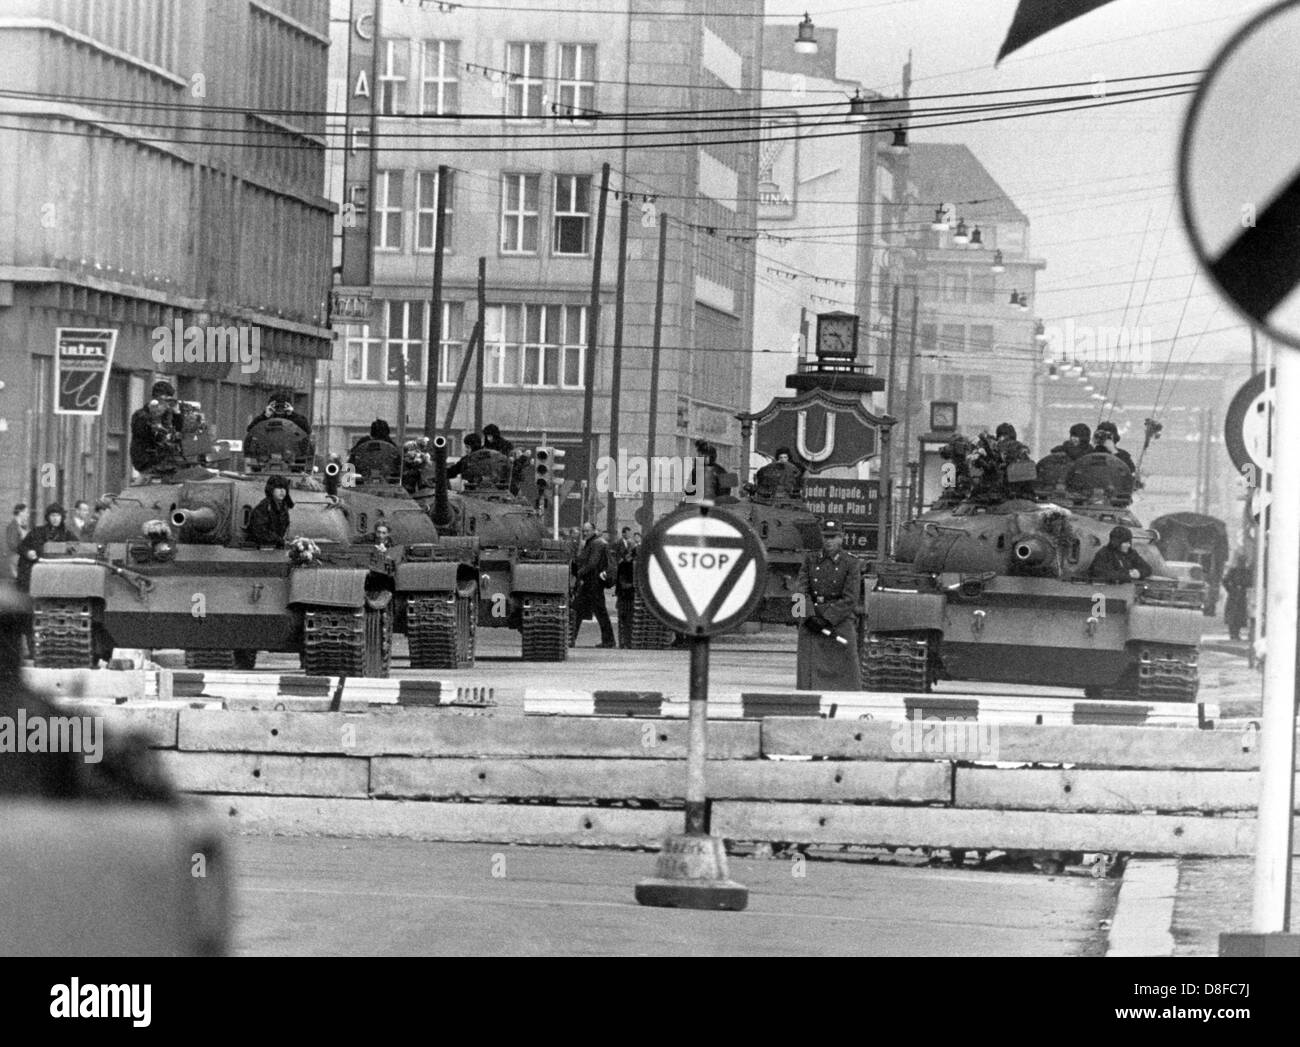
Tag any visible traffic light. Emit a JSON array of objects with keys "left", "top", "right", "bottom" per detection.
[{"left": 535, "top": 446, "right": 565, "bottom": 496}]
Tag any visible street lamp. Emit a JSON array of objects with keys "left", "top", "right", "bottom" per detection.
[
  {"left": 969, "top": 225, "right": 983, "bottom": 246},
  {"left": 991, "top": 249, "right": 1005, "bottom": 273},
  {"left": 889, "top": 125, "right": 909, "bottom": 152},
  {"left": 848, "top": 90, "right": 870, "bottom": 122},
  {"left": 794, "top": 12, "right": 818, "bottom": 54},
  {"left": 931, "top": 206, "right": 950, "bottom": 232},
  {"left": 952, "top": 218, "right": 970, "bottom": 245}
]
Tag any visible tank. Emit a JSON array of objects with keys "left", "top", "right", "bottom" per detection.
[
  {"left": 1148, "top": 512, "right": 1229, "bottom": 616},
  {"left": 408, "top": 437, "right": 572, "bottom": 666},
  {"left": 862, "top": 448, "right": 1205, "bottom": 701},
  {"left": 29, "top": 411, "right": 395, "bottom": 676}
]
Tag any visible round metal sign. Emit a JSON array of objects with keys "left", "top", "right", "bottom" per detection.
[
  {"left": 1223, "top": 369, "right": 1273, "bottom": 474},
  {"left": 1179, "top": 1, "right": 1300, "bottom": 349},
  {"left": 635, "top": 504, "right": 767, "bottom": 637}
]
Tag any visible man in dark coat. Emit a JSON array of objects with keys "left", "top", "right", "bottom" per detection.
[
  {"left": 795, "top": 520, "right": 863, "bottom": 690},
  {"left": 1088, "top": 525, "right": 1152, "bottom": 583},
  {"left": 129, "top": 380, "right": 183, "bottom": 473},
  {"left": 570, "top": 521, "right": 615, "bottom": 648},
  {"left": 611, "top": 527, "right": 637, "bottom": 648},
  {"left": 1092, "top": 420, "right": 1135, "bottom": 472},
  {"left": 246, "top": 475, "right": 294, "bottom": 547},
  {"left": 753, "top": 446, "right": 804, "bottom": 500},
  {"left": 483, "top": 424, "right": 514, "bottom": 456},
  {"left": 1221, "top": 553, "right": 1252, "bottom": 642},
  {"left": 1051, "top": 423, "right": 1092, "bottom": 461},
  {"left": 248, "top": 389, "right": 312, "bottom": 436},
  {"left": 16, "top": 503, "right": 73, "bottom": 592}
]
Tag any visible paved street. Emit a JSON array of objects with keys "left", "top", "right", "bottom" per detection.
[{"left": 230, "top": 836, "right": 1116, "bottom": 957}]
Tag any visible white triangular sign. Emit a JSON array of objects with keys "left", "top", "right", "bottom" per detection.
[{"left": 661, "top": 544, "right": 741, "bottom": 616}]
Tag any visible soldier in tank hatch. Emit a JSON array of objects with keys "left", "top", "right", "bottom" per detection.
[
  {"left": 129, "top": 380, "right": 184, "bottom": 474},
  {"left": 1088, "top": 525, "right": 1151, "bottom": 584},
  {"left": 1051, "top": 423, "right": 1092, "bottom": 461},
  {"left": 246, "top": 475, "right": 294, "bottom": 548}
]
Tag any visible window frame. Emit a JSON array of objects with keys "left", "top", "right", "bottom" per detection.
[
  {"left": 416, "top": 169, "right": 454, "bottom": 253},
  {"left": 418, "top": 39, "right": 459, "bottom": 115},
  {"left": 378, "top": 39, "right": 409, "bottom": 116},
  {"left": 552, "top": 173, "right": 592, "bottom": 256},
  {"left": 556, "top": 43, "right": 596, "bottom": 122},
  {"left": 500, "top": 172, "right": 540, "bottom": 255},
  {"left": 375, "top": 170, "right": 405, "bottom": 251},
  {"left": 505, "top": 41, "right": 546, "bottom": 120}
]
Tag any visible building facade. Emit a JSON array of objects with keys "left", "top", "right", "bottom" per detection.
[
  {"left": 888, "top": 142, "right": 1045, "bottom": 492},
  {"left": 319, "top": 0, "right": 763, "bottom": 529},
  {"left": 0, "top": 0, "right": 334, "bottom": 512}
]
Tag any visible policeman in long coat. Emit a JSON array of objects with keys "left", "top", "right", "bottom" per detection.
[{"left": 795, "top": 520, "right": 863, "bottom": 690}]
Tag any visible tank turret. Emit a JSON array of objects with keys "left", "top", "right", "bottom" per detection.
[{"left": 245, "top": 416, "right": 314, "bottom": 474}]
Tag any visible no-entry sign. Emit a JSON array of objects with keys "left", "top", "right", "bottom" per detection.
[{"left": 636, "top": 504, "right": 767, "bottom": 637}]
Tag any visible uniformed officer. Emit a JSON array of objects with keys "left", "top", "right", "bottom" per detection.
[{"left": 795, "top": 519, "right": 863, "bottom": 690}]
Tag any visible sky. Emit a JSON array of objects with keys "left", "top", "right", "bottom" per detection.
[{"left": 788, "top": 0, "right": 1280, "bottom": 385}]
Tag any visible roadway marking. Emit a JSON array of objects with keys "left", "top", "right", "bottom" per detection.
[{"left": 1105, "top": 858, "right": 1178, "bottom": 957}]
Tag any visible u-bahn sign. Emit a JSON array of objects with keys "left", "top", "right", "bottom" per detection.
[
  {"left": 637, "top": 505, "right": 767, "bottom": 637},
  {"left": 739, "top": 388, "right": 886, "bottom": 474}
]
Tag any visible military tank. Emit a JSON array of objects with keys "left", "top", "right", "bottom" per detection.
[
  {"left": 409, "top": 437, "right": 571, "bottom": 666},
  {"left": 862, "top": 447, "right": 1204, "bottom": 701},
  {"left": 29, "top": 411, "right": 395, "bottom": 676}
]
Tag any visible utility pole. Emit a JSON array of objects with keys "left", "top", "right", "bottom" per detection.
[
  {"left": 581, "top": 162, "right": 611, "bottom": 513},
  {"left": 606, "top": 195, "right": 630, "bottom": 532},
  {"left": 642, "top": 215, "right": 668, "bottom": 528},
  {"left": 424, "top": 163, "right": 449, "bottom": 436},
  {"left": 899, "top": 288, "right": 920, "bottom": 519},
  {"left": 883, "top": 283, "right": 900, "bottom": 536},
  {"left": 474, "top": 255, "right": 486, "bottom": 434}
]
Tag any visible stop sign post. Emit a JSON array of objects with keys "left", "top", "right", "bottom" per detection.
[
  {"left": 1180, "top": 1, "right": 1300, "bottom": 955},
  {"left": 633, "top": 503, "right": 767, "bottom": 911}
]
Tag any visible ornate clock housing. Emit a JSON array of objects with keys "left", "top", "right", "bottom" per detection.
[{"left": 815, "top": 311, "right": 858, "bottom": 360}]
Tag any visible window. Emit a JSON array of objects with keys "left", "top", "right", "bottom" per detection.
[
  {"left": 386, "top": 301, "right": 426, "bottom": 385},
  {"left": 939, "top": 271, "right": 965, "bottom": 302},
  {"left": 940, "top": 324, "right": 965, "bottom": 353},
  {"left": 417, "top": 170, "right": 454, "bottom": 251},
  {"left": 375, "top": 171, "right": 404, "bottom": 250},
  {"left": 434, "top": 302, "right": 466, "bottom": 385},
  {"left": 506, "top": 42, "right": 546, "bottom": 118},
  {"left": 482, "top": 303, "right": 585, "bottom": 388},
  {"left": 552, "top": 174, "right": 591, "bottom": 255},
  {"left": 379, "top": 39, "right": 409, "bottom": 115},
  {"left": 969, "top": 270, "right": 995, "bottom": 304},
  {"left": 969, "top": 325, "right": 994, "bottom": 354},
  {"left": 419, "top": 40, "right": 459, "bottom": 114},
  {"left": 501, "top": 173, "right": 539, "bottom": 253},
  {"left": 345, "top": 321, "right": 384, "bottom": 382},
  {"left": 557, "top": 44, "right": 596, "bottom": 120}
]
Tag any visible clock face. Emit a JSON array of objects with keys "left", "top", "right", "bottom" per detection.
[
  {"left": 817, "top": 315, "right": 857, "bottom": 357},
  {"left": 932, "top": 403, "right": 957, "bottom": 429}
]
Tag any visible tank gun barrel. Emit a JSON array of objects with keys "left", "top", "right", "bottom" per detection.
[
  {"left": 1011, "top": 533, "right": 1055, "bottom": 570},
  {"left": 324, "top": 459, "right": 340, "bottom": 497},
  {"left": 430, "top": 436, "right": 453, "bottom": 528},
  {"left": 171, "top": 507, "right": 218, "bottom": 534}
]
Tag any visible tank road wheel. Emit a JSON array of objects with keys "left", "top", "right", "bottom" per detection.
[
  {"left": 407, "top": 588, "right": 477, "bottom": 670},
  {"left": 363, "top": 590, "right": 394, "bottom": 678},
  {"left": 630, "top": 590, "right": 674, "bottom": 650},
  {"left": 185, "top": 650, "right": 237, "bottom": 670},
  {"left": 31, "top": 599, "right": 101, "bottom": 668},
  {"left": 860, "top": 632, "right": 935, "bottom": 693},
  {"left": 520, "top": 594, "right": 569, "bottom": 662}
]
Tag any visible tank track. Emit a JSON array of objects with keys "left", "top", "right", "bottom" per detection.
[
  {"left": 1136, "top": 643, "right": 1199, "bottom": 702},
  {"left": 861, "top": 633, "right": 934, "bottom": 693},
  {"left": 630, "top": 590, "right": 675, "bottom": 649},
  {"left": 185, "top": 650, "right": 236, "bottom": 670},
  {"left": 520, "top": 594, "right": 569, "bottom": 661},
  {"left": 406, "top": 593, "right": 476, "bottom": 670},
  {"left": 302, "top": 597, "right": 392, "bottom": 678},
  {"left": 31, "top": 599, "right": 97, "bottom": 668}
]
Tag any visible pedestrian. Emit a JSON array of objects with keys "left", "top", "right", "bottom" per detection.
[
  {"left": 1051, "top": 423, "right": 1092, "bottom": 461},
  {"left": 16, "top": 504, "right": 72, "bottom": 593},
  {"left": 795, "top": 520, "right": 863, "bottom": 690},
  {"left": 1221, "top": 552, "right": 1252, "bottom": 642},
  {"left": 613, "top": 528, "right": 637, "bottom": 648},
  {"left": 1088, "top": 525, "right": 1152, "bottom": 584},
  {"left": 570, "top": 521, "right": 615, "bottom": 648},
  {"left": 68, "top": 500, "right": 93, "bottom": 540},
  {"left": 4, "top": 503, "right": 28, "bottom": 581},
  {"left": 247, "top": 475, "right": 294, "bottom": 547}
]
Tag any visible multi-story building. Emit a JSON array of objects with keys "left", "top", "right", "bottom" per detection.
[
  {"left": 888, "top": 142, "right": 1046, "bottom": 484},
  {"left": 0, "top": 0, "right": 335, "bottom": 510},
  {"left": 319, "top": 0, "right": 763, "bottom": 529}
]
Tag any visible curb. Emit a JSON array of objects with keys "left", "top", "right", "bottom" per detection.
[{"left": 1106, "top": 858, "right": 1179, "bottom": 957}]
